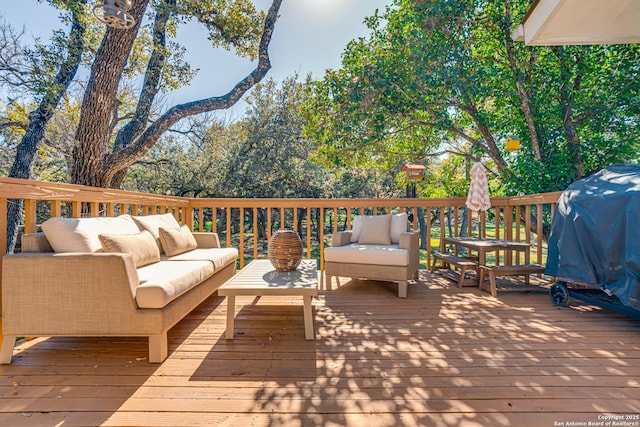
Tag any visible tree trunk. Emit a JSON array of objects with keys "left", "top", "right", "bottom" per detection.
[
  {"left": 503, "top": 0, "right": 542, "bottom": 161},
  {"left": 108, "top": 0, "right": 174, "bottom": 189},
  {"left": 71, "top": 0, "right": 282, "bottom": 188},
  {"left": 462, "top": 98, "right": 508, "bottom": 172},
  {"left": 554, "top": 47, "right": 585, "bottom": 179},
  {"left": 417, "top": 207, "right": 427, "bottom": 250},
  {"left": 5, "top": 3, "right": 87, "bottom": 252},
  {"left": 71, "top": 0, "right": 149, "bottom": 187}
]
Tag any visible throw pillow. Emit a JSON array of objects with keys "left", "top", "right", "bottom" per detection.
[
  {"left": 390, "top": 213, "right": 408, "bottom": 244},
  {"left": 158, "top": 224, "right": 198, "bottom": 256},
  {"left": 98, "top": 230, "right": 161, "bottom": 267},
  {"left": 357, "top": 214, "right": 392, "bottom": 245},
  {"left": 41, "top": 215, "right": 140, "bottom": 253},
  {"left": 350, "top": 215, "right": 363, "bottom": 243},
  {"left": 132, "top": 213, "right": 182, "bottom": 253}
]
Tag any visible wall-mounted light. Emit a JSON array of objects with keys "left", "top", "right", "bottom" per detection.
[{"left": 93, "top": 0, "right": 136, "bottom": 30}]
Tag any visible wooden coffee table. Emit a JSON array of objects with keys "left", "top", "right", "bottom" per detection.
[{"left": 218, "top": 259, "right": 318, "bottom": 340}]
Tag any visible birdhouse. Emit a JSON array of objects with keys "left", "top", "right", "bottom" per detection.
[
  {"left": 402, "top": 164, "right": 426, "bottom": 180},
  {"left": 506, "top": 135, "right": 520, "bottom": 151},
  {"left": 93, "top": 0, "right": 136, "bottom": 30}
]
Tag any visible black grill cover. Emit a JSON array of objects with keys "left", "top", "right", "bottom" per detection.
[{"left": 545, "top": 164, "right": 640, "bottom": 311}]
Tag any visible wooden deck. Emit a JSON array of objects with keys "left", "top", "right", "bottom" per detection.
[{"left": 1, "top": 271, "right": 639, "bottom": 426}]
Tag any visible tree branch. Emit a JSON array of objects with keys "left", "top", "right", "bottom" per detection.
[{"left": 103, "top": 0, "right": 283, "bottom": 181}]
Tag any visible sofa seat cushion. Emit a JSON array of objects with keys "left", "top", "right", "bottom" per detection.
[
  {"left": 325, "top": 244, "right": 409, "bottom": 267},
  {"left": 162, "top": 248, "right": 238, "bottom": 271},
  {"left": 135, "top": 260, "right": 214, "bottom": 309}
]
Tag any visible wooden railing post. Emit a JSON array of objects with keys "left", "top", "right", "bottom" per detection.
[
  {"left": 0, "top": 197, "right": 7, "bottom": 352},
  {"left": 239, "top": 207, "right": 245, "bottom": 269},
  {"left": 24, "top": 199, "right": 37, "bottom": 234}
]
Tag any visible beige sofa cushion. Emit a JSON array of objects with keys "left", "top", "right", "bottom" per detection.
[
  {"left": 132, "top": 213, "right": 181, "bottom": 253},
  {"left": 135, "top": 260, "right": 214, "bottom": 309},
  {"left": 350, "top": 215, "right": 363, "bottom": 243},
  {"left": 99, "top": 230, "right": 160, "bottom": 268},
  {"left": 158, "top": 225, "right": 198, "bottom": 256},
  {"left": 41, "top": 215, "right": 140, "bottom": 253},
  {"left": 390, "top": 213, "right": 408, "bottom": 244},
  {"left": 358, "top": 214, "right": 392, "bottom": 245},
  {"left": 163, "top": 247, "right": 238, "bottom": 271},
  {"left": 325, "top": 244, "right": 409, "bottom": 267}
]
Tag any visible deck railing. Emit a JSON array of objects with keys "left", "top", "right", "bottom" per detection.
[
  {"left": 0, "top": 178, "right": 561, "bottom": 349},
  {"left": 0, "top": 177, "right": 562, "bottom": 271}
]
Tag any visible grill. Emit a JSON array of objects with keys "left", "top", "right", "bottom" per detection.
[{"left": 545, "top": 164, "right": 640, "bottom": 319}]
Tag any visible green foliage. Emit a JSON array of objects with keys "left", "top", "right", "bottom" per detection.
[
  {"left": 123, "top": 118, "right": 238, "bottom": 197},
  {"left": 303, "top": 0, "right": 640, "bottom": 196},
  {"left": 124, "top": 75, "right": 399, "bottom": 199},
  {"left": 176, "top": 0, "right": 265, "bottom": 60},
  {"left": 221, "top": 76, "right": 327, "bottom": 198}
]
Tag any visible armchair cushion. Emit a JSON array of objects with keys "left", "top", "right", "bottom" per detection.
[
  {"left": 324, "top": 243, "right": 409, "bottom": 267},
  {"left": 390, "top": 213, "right": 408, "bottom": 244},
  {"left": 358, "top": 214, "right": 392, "bottom": 245},
  {"left": 349, "top": 213, "right": 407, "bottom": 244},
  {"left": 158, "top": 225, "right": 198, "bottom": 256},
  {"left": 350, "top": 215, "right": 363, "bottom": 242},
  {"left": 99, "top": 230, "right": 160, "bottom": 268}
]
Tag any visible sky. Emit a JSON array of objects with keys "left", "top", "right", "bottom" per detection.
[{"left": 1, "top": 0, "right": 393, "bottom": 115}]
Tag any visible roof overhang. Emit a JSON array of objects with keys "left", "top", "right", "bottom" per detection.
[{"left": 512, "top": 0, "right": 640, "bottom": 46}]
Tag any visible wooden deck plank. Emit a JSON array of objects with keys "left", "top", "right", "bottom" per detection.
[
  {"left": 0, "top": 273, "right": 639, "bottom": 426},
  {"left": 0, "top": 412, "right": 626, "bottom": 427}
]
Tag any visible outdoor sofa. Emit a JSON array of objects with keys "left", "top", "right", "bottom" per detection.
[
  {"left": 0, "top": 213, "right": 237, "bottom": 364},
  {"left": 324, "top": 213, "right": 420, "bottom": 298}
]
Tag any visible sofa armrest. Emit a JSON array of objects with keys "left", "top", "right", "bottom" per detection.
[
  {"left": 331, "top": 231, "right": 352, "bottom": 247},
  {"left": 21, "top": 232, "right": 53, "bottom": 253},
  {"left": 1, "top": 252, "right": 141, "bottom": 335},
  {"left": 399, "top": 231, "right": 420, "bottom": 275},
  {"left": 398, "top": 231, "right": 418, "bottom": 250},
  {"left": 192, "top": 232, "right": 221, "bottom": 248}
]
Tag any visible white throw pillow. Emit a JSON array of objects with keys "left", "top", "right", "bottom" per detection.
[
  {"left": 350, "top": 215, "right": 363, "bottom": 243},
  {"left": 41, "top": 215, "right": 140, "bottom": 253},
  {"left": 390, "top": 213, "right": 408, "bottom": 244},
  {"left": 357, "top": 214, "right": 392, "bottom": 245}
]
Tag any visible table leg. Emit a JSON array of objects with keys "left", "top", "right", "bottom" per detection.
[
  {"left": 225, "top": 295, "right": 236, "bottom": 340},
  {"left": 303, "top": 295, "right": 314, "bottom": 340}
]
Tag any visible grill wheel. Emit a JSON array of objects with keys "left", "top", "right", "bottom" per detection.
[{"left": 549, "top": 282, "right": 570, "bottom": 307}]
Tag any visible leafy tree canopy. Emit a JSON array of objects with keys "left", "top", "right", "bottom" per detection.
[{"left": 303, "top": 0, "right": 640, "bottom": 195}]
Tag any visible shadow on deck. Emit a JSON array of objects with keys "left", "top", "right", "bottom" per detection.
[{"left": 1, "top": 271, "right": 639, "bottom": 426}]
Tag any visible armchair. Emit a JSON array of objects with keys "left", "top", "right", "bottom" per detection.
[{"left": 323, "top": 214, "right": 420, "bottom": 298}]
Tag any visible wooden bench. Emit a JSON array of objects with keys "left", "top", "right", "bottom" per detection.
[
  {"left": 478, "top": 264, "right": 545, "bottom": 297},
  {"left": 431, "top": 252, "right": 479, "bottom": 287}
]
